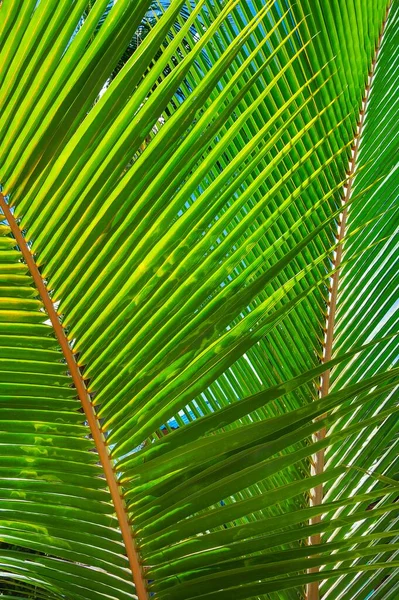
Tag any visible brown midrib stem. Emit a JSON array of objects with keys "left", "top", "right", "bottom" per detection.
[
  {"left": 0, "top": 193, "right": 148, "bottom": 600},
  {"left": 306, "top": 7, "right": 390, "bottom": 600}
]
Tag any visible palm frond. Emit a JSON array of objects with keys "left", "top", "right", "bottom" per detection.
[{"left": 0, "top": 1, "right": 397, "bottom": 599}]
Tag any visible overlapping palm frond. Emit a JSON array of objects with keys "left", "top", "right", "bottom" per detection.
[{"left": 0, "top": 1, "right": 397, "bottom": 599}]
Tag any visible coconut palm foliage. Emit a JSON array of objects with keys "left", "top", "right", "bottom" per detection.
[{"left": 0, "top": 0, "right": 398, "bottom": 599}]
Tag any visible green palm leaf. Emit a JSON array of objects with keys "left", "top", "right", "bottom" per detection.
[{"left": 0, "top": 1, "right": 397, "bottom": 599}]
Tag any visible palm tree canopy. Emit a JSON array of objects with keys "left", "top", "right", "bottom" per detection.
[{"left": 0, "top": 1, "right": 398, "bottom": 599}]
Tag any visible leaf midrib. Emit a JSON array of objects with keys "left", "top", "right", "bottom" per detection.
[{"left": 0, "top": 191, "right": 148, "bottom": 600}]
